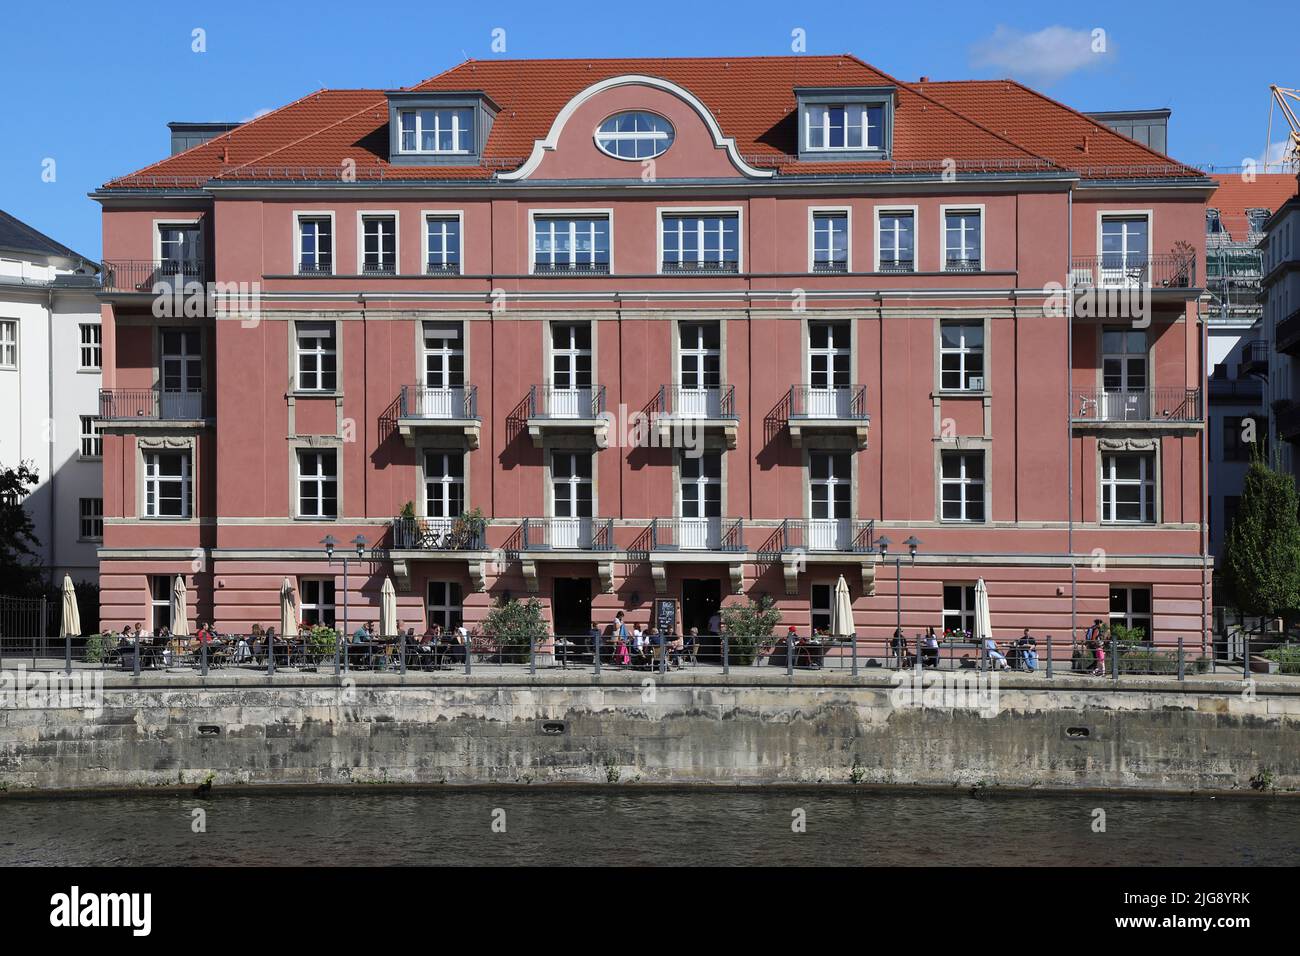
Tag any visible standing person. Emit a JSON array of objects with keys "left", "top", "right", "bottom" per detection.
[
  {"left": 587, "top": 621, "right": 603, "bottom": 663},
  {"left": 923, "top": 628, "right": 940, "bottom": 669},
  {"left": 707, "top": 609, "right": 721, "bottom": 636},
  {"left": 889, "top": 627, "right": 910, "bottom": 668}
]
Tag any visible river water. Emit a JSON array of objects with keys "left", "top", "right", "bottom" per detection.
[{"left": 1, "top": 789, "right": 1295, "bottom": 866}]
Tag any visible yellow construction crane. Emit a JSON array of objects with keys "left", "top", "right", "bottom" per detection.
[{"left": 1266, "top": 85, "right": 1300, "bottom": 170}]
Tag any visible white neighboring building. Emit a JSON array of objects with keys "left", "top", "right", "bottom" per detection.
[
  {"left": 1263, "top": 176, "right": 1300, "bottom": 476},
  {"left": 0, "top": 209, "right": 102, "bottom": 585}
]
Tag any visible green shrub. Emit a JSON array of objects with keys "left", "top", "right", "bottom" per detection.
[
  {"left": 1261, "top": 644, "right": 1300, "bottom": 675},
  {"left": 84, "top": 631, "right": 110, "bottom": 664}
]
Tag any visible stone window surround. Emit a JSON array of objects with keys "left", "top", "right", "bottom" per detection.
[
  {"left": 807, "top": 206, "right": 852, "bottom": 273},
  {"left": 136, "top": 434, "right": 197, "bottom": 523},
  {"left": 288, "top": 436, "right": 343, "bottom": 522},
  {"left": 934, "top": 438, "right": 992, "bottom": 525},
  {"left": 1097, "top": 435, "right": 1162, "bottom": 525},
  {"left": 288, "top": 316, "right": 343, "bottom": 398},
  {"left": 292, "top": 210, "right": 336, "bottom": 276}
]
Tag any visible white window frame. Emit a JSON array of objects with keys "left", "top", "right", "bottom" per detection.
[
  {"left": 528, "top": 209, "right": 614, "bottom": 275},
  {"left": 296, "top": 448, "right": 339, "bottom": 520},
  {"left": 356, "top": 210, "right": 399, "bottom": 275},
  {"left": 143, "top": 449, "right": 192, "bottom": 520},
  {"left": 293, "top": 211, "right": 336, "bottom": 276},
  {"left": 0, "top": 318, "right": 17, "bottom": 369},
  {"left": 79, "top": 497, "right": 103, "bottom": 541},
  {"left": 398, "top": 108, "right": 474, "bottom": 155},
  {"left": 421, "top": 210, "right": 464, "bottom": 275},
  {"left": 942, "top": 583, "right": 977, "bottom": 638},
  {"left": 938, "top": 320, "right": 985, "bottom": 392},
  {"left": 300, "top": 578, "right": 337, "bottom": 627},
  {"left": 940, "top": 449, "right": 986, "bottom": 523},
  {"left": 549, "top": 450, "right": 595, "bottom": 520},
  {"left": 423, "top": 450, "right": 466, "bottom": 519},
  {"left": 1100, "top": 452, "right": 1157, "bottom": 524},
  {"left": 679, "top": 451, "right": 723, "bottom": 520},
  {"left": 1096, "top": 210, "right": 1154, "bottom": 266},
  {"left": 1109, "top": 585, "right": 1153, "bottom": 642},
  {"left": 809, "top": 206, "right": 851, "bottom": 273},
  {"left": 152, "top": 218, "right": 204, "bottom": 271},
  {"left": 80, "top": 415, "right": 102, "bottom": 459},
  {"left": 295, "top": 321, "right": 337, "bottom": 393},
  {"left": 940, "top": 204, "right": 985, "bottom": 272},
  {"left": 656, "top": 206, "right": 744, "bottom": 274},
  {"left": 427, "top": 580, "right": 464, "bottom": 631},
  {"left": 594, "top": 111, "right": 675, "bottom": 161},
  {"left": 79, "top": 323, "right": 102, "bottom": 371},
  {"left": 804, "top": 103, "right": 884, "bottom": 152},
  {"left": 874, "top": 205, "right": 917, "bottom": 272}
]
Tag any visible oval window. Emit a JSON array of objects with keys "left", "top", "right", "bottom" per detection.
[{"left": 595, "top": 111, "right": 674, "bottom": 160}]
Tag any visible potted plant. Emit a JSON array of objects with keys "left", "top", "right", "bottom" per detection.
[
  {"left": 720, "top": 595, "right": 781, "bottom": 666},
  {"left": 482, "top": 596, "right": 549, "bottom": 664}
]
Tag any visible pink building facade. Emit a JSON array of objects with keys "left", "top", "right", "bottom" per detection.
[{"left": 94, "top": 57, "right": 1213, "bottom": 649}]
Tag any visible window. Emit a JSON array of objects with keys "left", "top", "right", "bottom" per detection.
[
  {"left": 679, "top": 321, "right": 721, "bottom": 391},
  {"left": 144, "top": 450, "right": 191, "bottom": 519},
  {"left": 811, "top": 583, "right": 833, "bottom": 635},
  {"left": 79, "top": 497, "right": 103, "bottom": 540},
  {"left": 158, "top": 224, "right": 201, "bottom": 275},
  {"left": 941, "top": 450, "right": 985, "bottom": 522},
  {"left": 1109, "top": 586, "right": 1152, "bottom": 642},
  {"left": 810, "top": 451, "right": 851, "bottom": 549},
  {"left": 877, "top": 211, "right": 914, "bottom": 272},
  {"left": 533, "top": 216, "right": 610, "bottom": 274},
  {"left": 422, "top": 322, "right": 464, "bottom": 389},
  {"left": 427, "top": 581, "right": 463, "bottom": 631},
  {"left": 942, "top": 584, "right": 976, "bottom": 638},
  {"left": 361, "top": 215, "right": 396, "bottom": 274},
  {"left": 1101, "top": 216, "right": 1149, "bottom": 274},
  {"left": 1101, "top": 453, "right": 1156, "bottom": 523},
  {"left": 1223, "top": 415, "right": 1265, "bottom": 462},
  {"left": 296, "top": 322, "right": 337, "bottom": 392},
  {"left": 551, "top": 452, "right": 593, "bottom": 518},
  {"left": 297, "top": 216, "right": 333, "bottom": 275},
  {"left": 681, "top": 452, "right": 722, "bottom": 519},
  {"left": 79, "top": 324, "right": 101, "bottom": 370},
  {"left": 424, "top": 451, "right": 465, "bottom": 519},
  {"left": 939, "top": 322, "right": 984, "bottom": 391},
  {"left": 943, "top": 209, "right": 982, "bottom": 271},
  {"left": 398, "top": 108, "right": 474, "bottom": 154},
  {"left": 662, "top": 214, "right": 739, "bottom": 273},
  {"left": 301, "top": 578, "right": 336, "bottom": 627},
  {"left": 812, "top": 212, "right": 848, "bottom": 273},
  {"left": 150, "top": 575, "right": 172, "bottom": 634},
  {"left": 595, "top": 112, "right": 674, "bottom": 160},
  {"left": 297, "top": 450, "right": 338, "bottom": 519},
  {"left": 805, "top": 104, "right": 884, "bottom": 151},
  {"left": 0, "top": 319, "right": 15, "bottom": 369},
  {"left": 1246, "top": 208, "right": 1271, "bottom": 234},
  {"left": 160, "top": 329, "right": 202, "bottom": 418},
  {"left": 80, "top": 415, "right": 102, "bottom": 458},
  {"left": 1206, "top": 209, "right": 1223, "bottom": 236},
  {"left": 551, "top": 322, "right": 593, "bottom": 390},
  {"left": 425, "top": 216, "right": 461, "bottom": 274}
]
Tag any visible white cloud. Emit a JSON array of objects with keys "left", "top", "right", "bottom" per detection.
[
  {"left": 241, "top": 107, "right": 274, "bottom": 123},
  {"left": 1254, "top": 139, "right": 1296, "bottom": 172},
  {"left": 970, "top": 25, "right": 1111, "bottom": 86}
]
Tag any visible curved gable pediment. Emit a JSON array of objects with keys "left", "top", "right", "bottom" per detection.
[{"left": 499, "top": 75, "right": 774, "bottom": 182}]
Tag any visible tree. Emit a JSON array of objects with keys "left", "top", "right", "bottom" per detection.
[
  {"left": 1222, "top": 453, "right": 1300, "bottom": 618},
  {"left": 0, "top": 462, "right": 43, "bottom": 594},
  {"left": 720, "top": 594, "right": 783, "bottom": 665},
  {"left": 481, "top": 596, "right": 548, "bottom": 660}
]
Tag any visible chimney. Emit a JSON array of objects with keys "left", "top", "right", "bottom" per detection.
[{"left": 919, "top": 76, "right": 929, "bottom": 83}]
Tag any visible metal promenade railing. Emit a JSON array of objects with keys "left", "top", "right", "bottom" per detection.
[{"left": 1070, "top": 387, "right": 1202, "bottom": 424}]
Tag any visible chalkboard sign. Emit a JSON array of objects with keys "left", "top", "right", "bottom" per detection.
[{"left": 653, "top": 598, "right": 678, "bottom": 637}]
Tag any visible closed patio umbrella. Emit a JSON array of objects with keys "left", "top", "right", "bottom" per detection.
[
  {"left": 280, "top": 578, "right": 299, "bottom": 638},
  {"left": 829, "top": 574, "right": 854, "bottom": 640},
  {"left": 59, "top": 574, "right": 81, "bottom": 638},
  {"left": 381, "top": 577, "right": 398, "bottom": 638},
  {"left": 170, "top": 575, "right": 189, "bottom": 637},
  {"left": 974, "top": 578, "right": 992, "bottom": 645}
]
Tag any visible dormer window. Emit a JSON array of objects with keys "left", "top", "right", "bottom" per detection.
[
  {"left": 399, "top": 108, "right": 474, "bottom": 154},
  {"left": 806, "top": 104, "right": 883, "bottom": 151},
  {"left": 595, "top": 112, "right": 674, "bottom": 160},
  {"left": 795, "top": 87, "right": 894, "bottom": 162}
]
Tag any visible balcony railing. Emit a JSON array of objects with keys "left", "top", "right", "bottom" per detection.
[
  {"left": 1071, "top": 387, "right": 1202, "bottom": 424},
  {"left": 425, "top": 262, "right": 461, "bottom": 276},
  {"left": 878, "top": 259, "right": 914, "bottom": 274},
  {"left": 295, "top": 262, "right": 334, "bottom": 276},
  {"left": 399, "top": 384, "right": 478, "bottom": 420},
  {"left": 528, "top": 384, "right": 606, "bottom": 419},
  {"left": 100, "top": 260, "right": 205, "bottom": 293},
  {"left": 812, "top": 260, "right": 848, "bottom": 274},
  {"left": 521, "top": 517, "right": 614, "bottom": 551},
  {"left": 660, "top": 260, "right": 739, "bottom": 275},
  {"left": 1241, "top": 339, "right": 1269, "bottom": 375},
  {"left": 648, "top": 517, "right": 745, "bottom": 552},
  {"left": 99, "top": 387, "right": 206, "bottom": 421},
  {"left": 1276, "top": 307, "right": 1300, "bottom": 355},
  {"left": 944, "top": 257, "right": 982, "bottom": 272},
  {"left": 360, "top": 262, "right": 397, "bottom": 277},
  {"left": 657, "top": 384, "right": 738, "bottom": 419},
  {"left": 532, "top": 262, "right": 610, "bottom": 276},
  {"left": 759, "top": 518, "right": 875, "bottom": 556},
  {"left": 1069, "top": 253, "right": 1196, "bottom": 290},
  {"left": 390, "top": 516, "right": 487, "bottom": 551},
  {"left": 788, "top": 384, "right": 869, "bottom": 420}
]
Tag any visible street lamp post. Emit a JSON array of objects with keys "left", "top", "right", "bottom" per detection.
[
  {"left": 323, "top": 534, "right": 368, "bottom": 675},
  {"left": 877, "top": 535, "right": 921, "bottom": 669}
]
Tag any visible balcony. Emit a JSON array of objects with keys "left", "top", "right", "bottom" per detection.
[
  {"left": 648, "top": 517, "right": 744, "bottom": 552},
  {"left": 521, "top": 517, "right": 614, "bottom": 552},
  {"left": 758, "top": 518, "right": 877, "bottom": 594},
  {"left": 1241, "top": 339, "right": 1269, "bottom": 377},
  {"left": 387, "top": 515, "right": 490, "bottom": 591},
  {"left": 785, "top": 384, "right": 870, "bottom": 448},
  {"left": 524, "top": 384, "right": 607, "bottom": 447},
  {"left": 1069, "top": 253, "right": 1196, "bottom": 291},
  {"left": 98, "top": 388, "right": 208, "bottom": 426},
  {"left": 1070, "top": 387, "right": 1202, "bottom": 427},
  {"left": 396, "top": 384, "right": 480, "bottom": 449},
  {"left": 1276, "top": 307, "right": 1300, "bottom": 356},
  {"left": 100, "top": 260, "right": 206, "bottom": 294},
  {"left": 1276, "top": 400, "right": 1300, "bottom": 443},
  {"left": 654, "top": 384, "right": 739, "bottom": 448}
]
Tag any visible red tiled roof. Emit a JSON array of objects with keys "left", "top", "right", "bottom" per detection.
[
  {"left": 1208, "top": 173, "right": 1300, "bottom": 241},
  {"left": 102, "top": 55, "right": 1207, "bottom": 189}
]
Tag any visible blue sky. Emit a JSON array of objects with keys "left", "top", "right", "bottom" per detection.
[{"left": 2, "top": 0, "right": 1296, "bottom": 260}]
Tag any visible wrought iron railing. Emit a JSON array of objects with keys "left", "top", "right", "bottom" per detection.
[
  {"left": 660, "top": 260, "right": 740, "bottom": 275},
  {"left": 390, "top": 516, "right": 486, "bottom": 551},
  {"left": 1071, "top": 387, "right": 1202, "bottom": 423},
  {"left": 657, "top": 384, "right": 738, "bottom": 419},
  {"left": 1276, "top": 307, "right": 1300, "bottom": 354},
  {"left": 99, "top": 387, "right": 207, "bottom": 420},
  {"left": 648, "top": 517, "right": 745, "bottom": 552},
  {"left": 758, "top": 518, "right": 875, "bottom": 556},
  {"left": 399, "top": 385, "right": 478, "bottom": 419},
  {"left": 812, "top": 260, "right": 848, "bottom": 274},
  {"left": 1069, "top": 253, "right": 1197, "bottom": 289},
  {"left": 528, "top": 384, "right": 606, "bottom": 419},
  {"left": 521, "top": 517, "right": 614, "bottom": 551},
  {"left": 425, "top": 261, "right": 461, "bottom": 276},
  {"left": 532, "top": 262, "right": 611, "bottom": 276},
  {"left": 788, "top": 384, "right": 869, "bottom": 419},
  {"left": 877, "top": 258, "right": 915, "bottom": 274},
  {"left": 944, "top": 257, "right": 982, "bottom": 272},
  {"left": 101, "top": 260, "right": 205, "bottom": 293}
]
